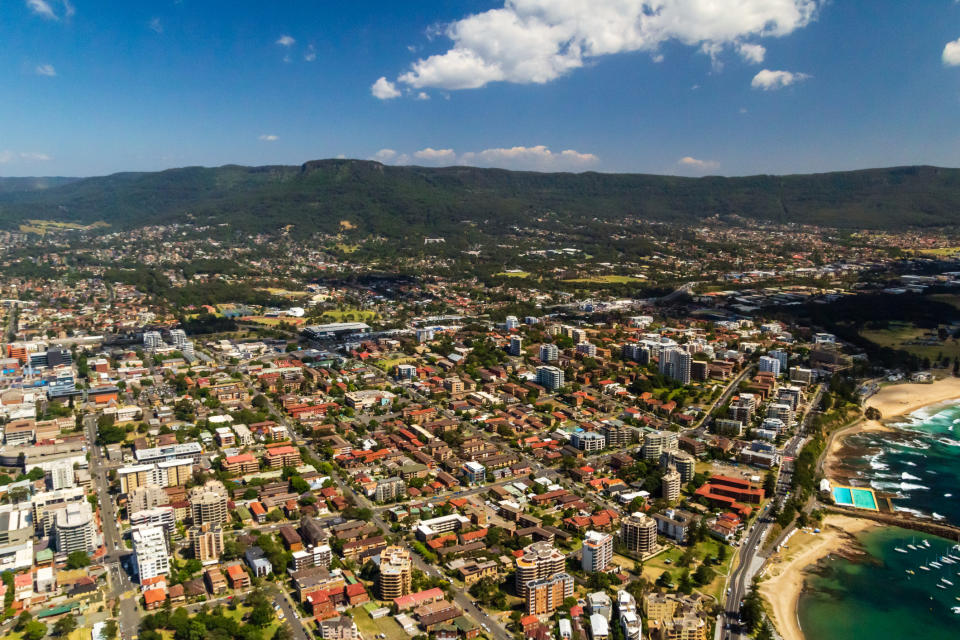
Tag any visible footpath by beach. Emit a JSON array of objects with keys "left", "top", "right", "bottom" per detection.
[{"left": 759, "top": 515, "right": 879, "bottom": 640}]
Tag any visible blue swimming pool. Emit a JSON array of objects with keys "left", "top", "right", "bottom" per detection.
[{"left": 833, "top": 486, "right": 879, "bottom": 510}]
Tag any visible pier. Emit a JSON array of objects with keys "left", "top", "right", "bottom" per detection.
[{"left": 824, "top": 504, "right": 960, "bottom": 540}]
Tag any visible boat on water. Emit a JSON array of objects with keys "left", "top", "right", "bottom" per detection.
[
  {"left": 942, "top": 579, "right": 955, "bottom": 586},
  {"left": 895, "top": 547, "right": 908, "bottom": 553},
  {"left": 906, "top": 569, "right": 916, "bottom": 575},
  {"left": 949, "top": 555, "right": 960, "bottom": 561},
  {"left": 931, "top": 562, "right": 943, "bottom": 569},
  {"left": 924, "top": 539, "right": 932, "bottom": 548},
  {"left": 942, "top": 557, "right": 955, "bottom": 565},
  {"left": 921, "top": 566, "right": 931, "bottom": 571},
  {"left": 908, "top": 544, "right": 918, "bottom": 550},
  {"left": 952, "top": 606, "right": 960, "bottom": 614}
]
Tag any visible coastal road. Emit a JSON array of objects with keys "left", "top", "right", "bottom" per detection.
[{"left": 721, "top": 503, "right": 771, "bottom": 640}]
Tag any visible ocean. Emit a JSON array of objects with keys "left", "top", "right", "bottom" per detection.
[
  {"left": 798, "top": 527, "right": 960, "bottom": 640},
  {"left": 797, "top": 400, "right": 960, "bottom": 640},
  {"left": 832, "top": 400, "right": 960, "bottom": 523}
]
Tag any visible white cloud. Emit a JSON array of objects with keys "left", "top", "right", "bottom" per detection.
[
  {"left": 651, "top": 53, "right": 665, "bottom": 63},
  {"left": 372, "top": 144, "right": 598, "bottom": 171},
  {"left": 258, "top": 134, "right": 278, "bottom": 142},
  {"left": 737, "top": 42, "right": 766, "bottom": 64},
  {"left": 276, "top": 35, "right": 295, "bottom": 47},
  {"left": 750, "top": 68, "right": 810, "bottom": 90},
  {"left": 460, "top": 145, "right": 598, "bottom": 171},
  {"left": 413, "top": 148, "right": 457, "bottom": 164},
  {"left": 677, "top": 156, "right": 719, "bottom": 171},
  {"left": 304, "top": 45, "right": 317, "bottom": 62},
  {"left": 371, "top": 76, "right": 401, "bottom": 99},
  {"left": 35, "top": 64, "right": 56, "bottom": 77},
  {"left": 149, "top": 17, "right": 163, "bottom": 34},
  {"left": 0, "top": 151, "right": 14, "bottom": 164},
  {"left": 20, "top": 152, "right": 51, "bottom": 161},
  {"left": 944, "top": 38, "right": 960, "bottom": 67},
  {"left": 415, "top": 91, "right": 430, "bottom": 100},
  {"left": 388, "top": 0, "right": 820, "bottom": 91},
  {"left": 373, "top": 149, "right": 398, "bottom": 162},
  {"left": 62, "top": 0, "right": 74, "bottom": 17},
  {"left": 26, "top": 0, "right": 57, "bottom": 19}
]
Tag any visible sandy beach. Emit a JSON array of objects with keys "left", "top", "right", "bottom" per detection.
[
  {"left": 824, "top": 376, "right": 960, "bottom": 482},
  {"left": 759, "top": 515, "right": 880, "bottom": 640}
]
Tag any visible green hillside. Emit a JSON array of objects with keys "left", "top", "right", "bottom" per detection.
[{"left": 1, "top": 160, "right": 958, "bottom": 236}]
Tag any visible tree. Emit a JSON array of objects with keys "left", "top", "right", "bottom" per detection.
[
  {"left": 692, "top": 564, "right": 714, "bottom": 586},
  {"left": 54, "top": 616, "right": 78, "bottom": 636},
  {"left": 66, "top": 550, "right": 91, "bottom": 569},
  {"left": 23, "top": 620, "right": 48, "bottom": 640},
  {"left": 272, "top": 627, "right": 294, "bottom": 640},
  {"left": 763, "top": 471, "right": 777, "bottom": 497},
  {"left": 105, "top": 619, "right": 119, "bottom": 639}
]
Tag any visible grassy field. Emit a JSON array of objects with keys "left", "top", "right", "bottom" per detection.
[
  {"left": 18, "top": 219, "right": 108, "bottom": 235},
  {"left": 222, "top": 603, "right": 283, "bottom": 639},
  {"left": 335, "top": 243, "right": 359, "bottom": 253},
  {"left": 258, "top": 288, "right": 309, "bottom": 298},
  {"left": 240, "top": 316, "right": 307, "bottom": 327},
  {"left": 861, "top": 321, "right": 960, "bottom": 360},
  {"left": 563, "top": 275, "right": 645, "bottom": 284},
  {"left": 628, "top": 537, "right": 731, "bottom": 601},
  {"left": 317, "top": 309, "right": 378, "bottom": 323},
  {"left": 917, "top": 247, "right": 960, "bottom": 257},
  {"left": 351, "top": 604, "right": 409, "bottom": 640},
  {"left": 494, "top": 271, "right": 531, "bottom": 278},
  {"left": 375, "top": 356, "right": 416, "bottom": 371}
]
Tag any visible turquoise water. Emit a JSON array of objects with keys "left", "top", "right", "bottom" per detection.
[
  {"left": 835, "top": 400, "right": 960, "bottom": 523},
  {"left": 831, "top": 486, "right": 878, "bottom": 510},
  {"left": 798, "top": 527, "right": 960, "bottom": 640},
  {"left": 799, "top": 400, "right": 960, "bottom": 640}
]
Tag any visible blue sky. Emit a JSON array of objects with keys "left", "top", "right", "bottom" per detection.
[{"left": 2, "top": 0, "right": 960, "bottom": 177}]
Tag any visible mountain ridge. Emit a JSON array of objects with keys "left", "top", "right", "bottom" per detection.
[{"left": 1, "top": 160, "right": 958, "bottom": 236}]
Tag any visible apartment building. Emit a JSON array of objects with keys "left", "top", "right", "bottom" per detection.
[
  {"left": 620, "top": 512, "right": 657, "bottom": 556},
  {"left": 189, "top": 480, "right": 229, "bottom": 526},
  {"left": 133, "top": 526, "right": 170, "bottom": 584},
  {"left": 378, "top": 546, "right": 412, "bottom": 599},
  {"left": 581, "top": 530, "right": 613, "bottom": 573}
]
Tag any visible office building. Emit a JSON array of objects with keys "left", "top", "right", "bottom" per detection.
[
  {"left": 659, "top": 348, "right": 691, "bottom": 385},
  {"left": 378, "top": 546, "right": 412, "bottom": 599},
  {"left": 505, "top": 316, "right": 519, "bottom": 330},
  {"left": 757, "top": 356, "right": 781, "bottom": 377},
  {"left": 129, "top": 485, "right": 171, "bottom": 514},
  {"left": 539, "top": 343, "right": 559, "bottom": 363},
  {"left": 768, "top": 349, "right": 789, "bottom": 374},
  {"left": 46, "top": 462, "right": 75, "bottom": 490},
  {"left": 130, "top": 506, "right": 176, "bottom": 541},
  {"left": 190, "top": 523, "right": 224, "bottom": 564},
  {"left": 622, "top": 343, "right": 650, "bottom": 365},
  {"left": 536, "top": 366, "right": 565, "bottom": 391},
  {"left": 143, "top": 331, "right": 164, "bottom": 350},
  {"left": 189, "top": 480, "right": 229, "bottom": 526},
  {"left": 642, "top": 430, "right": 678, "bottom": 461},
  {"left": 581, "top": 531, "right": 613, "bottom": 573},
  {"left": 509, "top": 336, "right": 524, "bottom": 357},
  {"left": 526, "top": 573, "right": 574, "bottom": 615},
  {"left": 32, "top": 487, "right": 86, "bottom": 536},
  {"left": 576, "top": 342, "right": 597, "bottom": 358},
  {"left": 662, "top": 468, "right": 681, "bottom": 503},
  {"left": 52, "top": 501, "right": 96, "bottom": 554},
  {"left": 374, "top": 477, "right": 406, "bottom": 503},
  {"left": 133, "top": 526, "right": 170, "bottom": 584},
  {"left": 515, "top": 541, "right": 566, "bottom": 598},
  {"left": 572, "top": 431, "right": 605, "bottom": 453},
  {"left": 620, "top": 512, "right": 657, "bottom": 556}
]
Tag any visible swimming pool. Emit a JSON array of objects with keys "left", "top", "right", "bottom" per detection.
[{"left": 832, "top": 486, "right": 879, "bottom": 510}]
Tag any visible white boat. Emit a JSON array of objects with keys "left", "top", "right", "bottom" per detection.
[
  {"left": 921, "top": 566, "right": 930, "bottom": 571},
  {"left": 895, "top": 547, "right": 908, "bottom": 553},
  {"left": 938, "top": 584, "right": 947, "bottom": 589},
  {"left": 931, "top": 562, "right": 943, "bottom": 569},
  {"left": 908, "top": 544, "right": 918, "bottom": 550},
  {"left": 924, "top": 539, "right": 932, "bottom": 548},
  {"left": 943, "top": 558, "right": 955, "bottom": 565},
  {"left": 906, "top": 569, "right": 916, "bottom": 575},
  {"left": 942, "top": 579, "right": 954, "bottom": 586},
  {"left": 949, "top": 555, "right": 960, "bottom": 561},
  {"left": 952, "top": 606, "right": 960, "bottom": 614}
]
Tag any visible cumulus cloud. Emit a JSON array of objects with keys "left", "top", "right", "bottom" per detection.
[
  {"left": 276, "top": 35, "right": 295, "bottom": 47},
  {"left": 19, "top": 152, "right": 52, "bottom": 161},
  {"left": 35, "top": 64, "right": 56, "bottom": 77},
  {"left": 461, "top": 145, "right": 598, "bottom": 171},
  {"left": 149, "top": 17, "right": 163, "bottom": 34},
  {"left": 384, "top": 0, "right": 820, "bottom": 92},
  {"left": 677, "top": 156, "right": 719, "bottom": 171},
  {"left": 415, "top": 91, "right": 430, "bottom": 100},
  {"left": 372, "top": 144, "right": 597, "bottom": 171},
  {"left": 751, "top": 68, "right": 809, "bottom": 90},
  {"left": 258, "top": 134, "right": 278, "bottom": 142},
  {"left": 944, "top": 38, "right": 960, "bottom": 66},
  {"left": 413, "top": 148, "right": 457, "bottom": 164},
  {"left": 371, "top": 76, "right": 401, "bottom": 99},
  {"left": 737, "top": 42, "right": 766, "bottom": 64}
]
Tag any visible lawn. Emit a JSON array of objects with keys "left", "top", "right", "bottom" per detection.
[
  {"left": 494, "top": 271, "right": 531, "bottom": 278},
  {"left": 351, "top": 604, "right": 409, "bottom": 640},
  {"left": 636, "top": 538, "right": 732, "bottom": 602},
  {"left": 375, "top": 356, "right": 416, "bottom": 371},
  {"left": 222, "top": 603, "right": 282, "bottom": 639},
  {"left": 563, "top": 275, "right": 644, "bottom": 284},
  {"left": 918, "top": 247, "right": 960, "bottom": 257},
  {"left": 258, "top": 288, "right": 310, "bottom": 298},
  {"left": 240, "top": 316, "right": 307, "bottom": 327},
  {"left": 317, "top": 309, "right": 378, "bottom": 323},
  {"left": 860, "top": 321, "right": 960, "bottom": 360}
]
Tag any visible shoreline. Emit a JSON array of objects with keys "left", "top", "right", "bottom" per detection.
[
  {"left": 759, "top": 515, "right": 880, "bottom": 640},
  {"left": 824, "top": 377, "right": 960, "bottom": 483}
]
